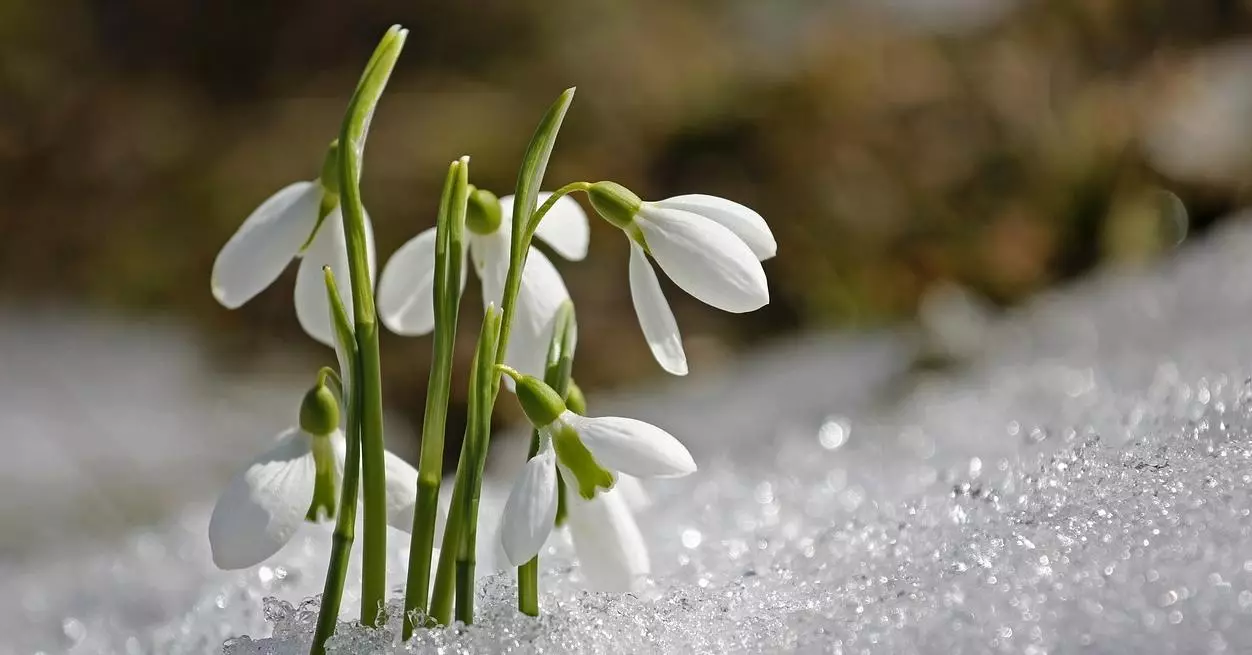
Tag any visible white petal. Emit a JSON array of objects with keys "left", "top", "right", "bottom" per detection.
[
  {"left": 509, "top": 192, "right": 590, "bottom": 261},
  {"left": 651, "top": 195, "right": 775, "bottom": 260},
  {"left": 294, "top": 210, "right": 377, "bottom": 347},
  {"left": 500, "top": 448, "right": 559, "bottom": 566},
  {"left": 377, "top": 228, "right": 438, "bottom": 335},
  {"left": 563, "top": 412, "right": 697, "bottom": 478},
  {"left": 628, "top": 242, "right": 687, "bottom": 376},
  {"left": 613, "top": 473, "right": 651, "bottom": 512},
  {"left": 566, "top": 486, "right": 649, "bottom": 592},
  {"left": 478, "top": 509, "right": 511, "bottom": 578},
  {"left": 636, "top": 207, "right": 768, "bottom": 313},
  {"left": 328, "top": 429, "right": 348, "bottom": 476},
  {"left": 507, "top": 247, "right": 572, "bottom": 380},
  {"left": 470, "top": 230, "right": 511, "bottom": 310},
  {"left": 208, "top": 429, "right": 316, "bottom": 570},
  {"left": 381, "top": 448, "right": 441, "bottom": 535},
  {"left": 212, "top": 181, "right": 321, "bottom": 308}
]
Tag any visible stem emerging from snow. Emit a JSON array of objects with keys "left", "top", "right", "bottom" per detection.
[
  {"left": 311, "top": 270, "right": 361, "bottom": 654},
  {"left": 518, "top": 302, "right": 577, "bottom": 616},
  {"left": 336, "top": 25, "right": 407, "bottom": 627}
]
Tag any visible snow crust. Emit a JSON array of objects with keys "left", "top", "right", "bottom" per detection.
[{"left": 13, "top": 216, "right": 1252, "bottom": 653}]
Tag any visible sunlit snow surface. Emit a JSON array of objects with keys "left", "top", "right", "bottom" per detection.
[{"left": 14, "top": 217, "right": 1252, "bottom": 653}]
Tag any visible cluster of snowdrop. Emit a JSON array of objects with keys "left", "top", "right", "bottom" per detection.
[{"left": 205, "top": 25, "right": 773, "bottom": 652}]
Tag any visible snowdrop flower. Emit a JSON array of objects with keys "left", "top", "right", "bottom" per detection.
[
  {"left": 208, "top": 379, "right": 418, "bottom": 570},
  {"left": 496, "top": 368, "right": 695, "bottom": 574},
  {"left": 587, "top": 182, "right": 775, "bottom": 376},
  {"left": 377, "top": 188, "right": 588, "bottom": 379},
  {"left": 211, "top": 141, "right": 376, "bottom": 347}
]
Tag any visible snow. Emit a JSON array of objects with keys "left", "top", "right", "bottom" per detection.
[{"left": 11, "top": 214, "right": 1252, "bottom": 653}]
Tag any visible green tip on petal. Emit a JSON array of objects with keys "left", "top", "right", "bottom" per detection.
[
  {"left": 552, "top": 423, "right": 614, "bottom": 500},
  {"left": 306, "top": 431, "right": 339, "bottom": 523},
  {"left": 588, "top": 181, "right": 642, "bottom": 231}
]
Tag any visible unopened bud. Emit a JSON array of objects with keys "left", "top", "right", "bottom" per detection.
[
  {"left": 587, "top": 181, "right": 641, "bottom": 231},
  {"left": 466, "top": 187, "right": 503, "bottom": 235},
  {"left": 566, "top": 381, "right": 587, "bottom": 414}
]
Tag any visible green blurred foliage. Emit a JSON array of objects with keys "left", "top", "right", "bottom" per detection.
[{"left": 2, "top": 0, "right": 1251, "bottom": 436}]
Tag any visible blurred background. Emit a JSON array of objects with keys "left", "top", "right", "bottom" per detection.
[{"left": 3, "top": 0, "right": 1252, "bottom": 553}]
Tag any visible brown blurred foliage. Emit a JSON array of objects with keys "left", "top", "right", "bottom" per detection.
[{"left": 2, "top": 0, "right": 1252, "bottom": 440}]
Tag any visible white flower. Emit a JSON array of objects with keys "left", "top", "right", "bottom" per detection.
[
  {"left": 564, "top": 477, "right": 650, "bottom": 592},
  {"left": 377, "top": 192, "right": 587, "bottom": 379},
  {"left": 499, "top": 410, "right": 695, "bottom": 570},
  {"left": 210, "top": 180, "right": 376, "bottom": 347},
  {"left": 207, "top": 426, "right": 419, "bottom": 570},
  {"left": 589, "top": 184, "right": 774, "bottom": 376}
]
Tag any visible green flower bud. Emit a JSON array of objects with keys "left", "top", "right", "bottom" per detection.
[
  {"left": 566, "top": 381, "right": 587, "bottom": 415},
  {"left": 588, "top": 181, "right": 642, "bottom": 231},
  {"left": 319, "top": 139, "right": 341, "bottom": 198},
  {"left": 551, "top": 423, "right": 614, "bottom": 500},
  {"left": 466, "top": 186, "right": 503, "bottom": 235},
  {"left": 509, "top": 370, "right": 566, "bottom": 428},
  {"left": 299, "top": 381, "right": 340, "bottom": 437}
]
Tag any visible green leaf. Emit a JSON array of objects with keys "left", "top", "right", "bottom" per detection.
[
  {"left": 337, "top": 24, "right": 408, "bottom": 324},
  {"left": 510, "top": 88, "right": 576, "bottom": 244},
  {"left": 436, "top": 157, "right": 470, "bottom": 324}
]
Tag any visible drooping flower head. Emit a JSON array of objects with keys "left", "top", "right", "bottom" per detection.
[
  {"left": 586, "top": 182, "right": 775, "bottom": 376},
  {"left": 376, "top": 189, "right": 588, "bottom": 379},
  {"left": 207, "top": 376, "right": 419, "bottom": 570},
  {"left": 496, "top": 368, "right": 695, "bottom": 579},
  {"left": 211, "top": 141, "right": 376, "bottom": 347}
]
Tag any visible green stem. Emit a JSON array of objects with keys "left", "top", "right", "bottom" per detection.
[
  {"left": 523, "top": 181, "right": 591, "bottom": 244},
  {"left": 455, "top": 307, "right": 500, "bottom": 623},
  {"left": 517, "top": 302, "right": 577, "bottom": 616},
  {"left": 311, "top": 270, "right": 361, "bottom": 655},
  {"left": 403, "top": 157, "right": 469, "bottom": 638},
  {"left": 336, "top": 25, "right": 407, "bottom": 627},
  {"left": 429, "top": 88, "right": 576, "bottom": 626},
  {"left": 429, "top": 445, "right": 466, "bottom": 624}
]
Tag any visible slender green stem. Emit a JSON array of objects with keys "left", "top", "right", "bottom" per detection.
[
  {"left": 336, "top": 25, "right": 408, "bottom": 627},
  {"left": 518, "top": 302, "right": 577, "bottom": 616},
  {"left": 312, "top": 269, "right": 361, "bottom": 655},
  {"left": 315, "top": 366, "right": 344, "bottom": 400},
  {"left": 429, "top": 443, "right": 466, "bottom": 624},
  {"left": 494, "top": 92, "right": 576, "bottom": 397},
  {"left": 430, "top": 88, "right": 576, "bottom": 626},
  {"left": 455, "top": 307, "right": 500, "bottom": 623},
  {"left": 403, "top": 157, "right": 469, "bottom": 638},
  {"left": 523, "top": 181, "right": 591, "bottom": 244}
]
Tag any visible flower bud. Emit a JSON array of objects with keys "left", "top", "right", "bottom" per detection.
[
  {"left": 588, "top": 181, "right": 642, "bottom": 231},
  {"left": 511, "top": 371, "right": 567, "bottom": 428},
  {"left": 299, "top": 381, "right": 340, "bottom": 437},
  {"left": 566, "top": 381, "right": 587, "bottom": 414},
  {"left": 466, "top": 186, "right": 503, "bottom": 235}
]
